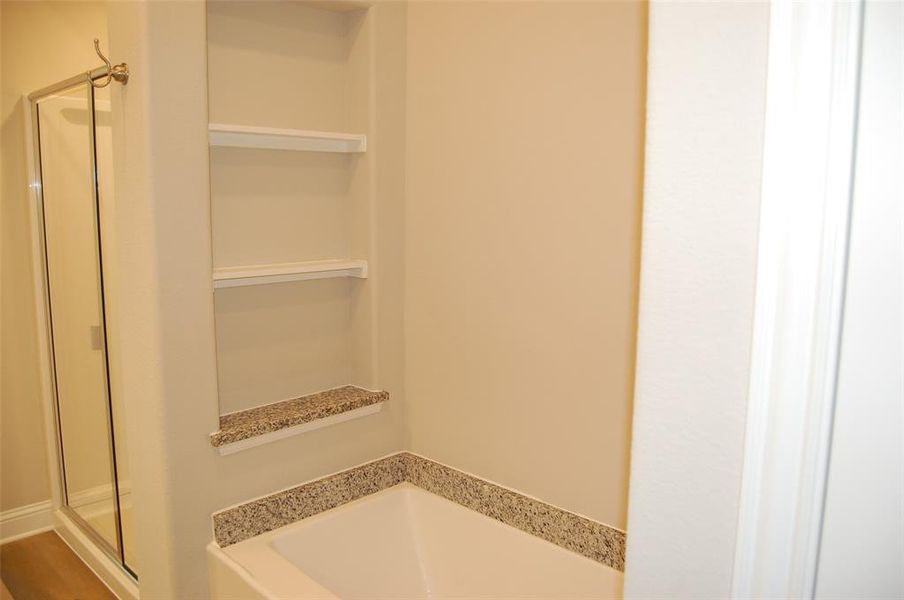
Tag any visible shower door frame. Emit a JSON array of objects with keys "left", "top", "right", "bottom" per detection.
[{"left": 24, "top": 69, "right": 139, "bottom": 599}]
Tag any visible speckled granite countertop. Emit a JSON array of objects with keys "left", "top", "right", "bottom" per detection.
[{"left": 209, "top": 386, "right": 388, "bottom": 448}]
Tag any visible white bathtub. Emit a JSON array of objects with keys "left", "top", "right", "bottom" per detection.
[{"left": 208, "top": 483, "right": 623, "bottom": 599}]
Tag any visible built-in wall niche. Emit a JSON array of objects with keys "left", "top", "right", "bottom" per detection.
[
  {"left": 214, "top": 279, "right": 358, "bottom": 415},
  {"left": 209, "top": 149, "right": 356, "bottom": 269},
  {"left": 206, "top": 0, "right": 382, "bottom": 453},
  {"left": 207, "top": 1, "right": 370, "bottom": 134}
]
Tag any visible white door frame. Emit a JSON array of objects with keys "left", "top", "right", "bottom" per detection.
[{"left": 731, "top": 1, "right": 864, "bottom": 597}]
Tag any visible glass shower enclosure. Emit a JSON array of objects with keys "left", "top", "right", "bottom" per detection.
[{"left": 29, "top": 64, "right": 137, "bottom": 578}]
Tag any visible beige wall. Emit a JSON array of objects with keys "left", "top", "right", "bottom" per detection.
[
  {"left": 404, "top": 0, "right": 646, "bottom": 529},
  {"left": 106, "top": 1, "right": 407, "bottom": 594},
  {"left": 5, "top": 0, "right": 643, "bottom": 594},
  {"left": 100, "top": 0, "right": 642, "bottom": 593},
  {"left": 0, "top": 0, "right": 108, "bottom": 514}
]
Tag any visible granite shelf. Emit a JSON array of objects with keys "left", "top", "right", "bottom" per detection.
[{"left": 211, "top": 386, "right": 388, "bottom": 455}]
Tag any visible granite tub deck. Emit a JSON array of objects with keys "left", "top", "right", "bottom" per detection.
[
  {"left": 212, "top": 452, "right": 626, "bottom": 571},
  {"left": 209, "top": 386, "right": 388, "bottom": 449}
]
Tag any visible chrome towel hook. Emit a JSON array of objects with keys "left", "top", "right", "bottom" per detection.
[{"left": 89, "top": 38, "right": 129, "bottom": 88}]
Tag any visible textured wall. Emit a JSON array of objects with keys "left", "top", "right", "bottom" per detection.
[{"left": 624, "top": 2, "right": 769, "bottom": 596}]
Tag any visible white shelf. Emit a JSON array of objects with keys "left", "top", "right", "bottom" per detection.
[
  {"left": 208, "top": 123, "right": 366, "bottom": 153},
  {"left": 298, "top": 0, "right": 372, "bottom": 13},
  {"left": 213, "top": 259, "right": 368, "bottom": 289}
]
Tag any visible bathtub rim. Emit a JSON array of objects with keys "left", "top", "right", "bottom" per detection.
[{"left": 210, "top": 482, "right": 623, "bottom": 600}]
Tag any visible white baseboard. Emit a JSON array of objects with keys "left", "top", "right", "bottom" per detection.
[
  {"left": 68, "top": 485, "right": 117, "bottom": 521},
  {"left": 67, "top": 485, "right": 133, "bottom": 522},
  {"left": 0, "top": 499, "right": 54, "bottom": 544}
]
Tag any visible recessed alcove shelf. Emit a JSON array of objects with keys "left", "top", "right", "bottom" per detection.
[
  {"left": 213, "top": 259, "right": 368, "bottom": 289},
  {"left": 209, "top": 124, "right": 366, "bottom": 153},
  {"left": 207, "top": 0, "right": 384, "bottom": 430},
  {"left": 210, "top": 386, "right": 388, "bottom": 455}
]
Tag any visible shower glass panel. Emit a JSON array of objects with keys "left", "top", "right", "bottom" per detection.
[
  {"left": 34, "top": 81, "right": 135, "bottom": 577},
  {"left": 91, "top": 84, "right": 137, "bottom": 575}
]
